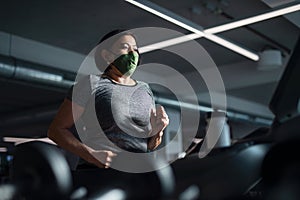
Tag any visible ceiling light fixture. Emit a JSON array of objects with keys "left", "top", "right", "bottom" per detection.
[
  {"left": 125, "top": 0, "right": 259, "bottom": 61},
  {"left": 125, "top": 0, "right": 205, "bottom": 35},
  {"left": 139, "top": 33, "right": 199, "bottom": 53},
  {"left": 126, "top": 0, "right": 300, "bottom": 60},
  {"left": 204, "top": 3, "right": 300, "bottom": 34}
]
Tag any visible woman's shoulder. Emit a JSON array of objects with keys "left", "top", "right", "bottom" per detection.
[
  {"left": 75, "top": 74, "right": 103, "bottom": 82},
  {"left": 135, "top": 80, "right": 150, "bottom": 87},
  {"left": 71, "top": 74, "right": 107, "bottom": 95},
  {"left": 135, "top": 80, "right": 153, "bottom": 96}
]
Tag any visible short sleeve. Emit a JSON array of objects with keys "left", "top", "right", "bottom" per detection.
[
  {"left": 66, "top": 75, "right": 92, "bottom": 107},
  {"left": 145, "top": 82, "right": 155, "bottom": 104}
]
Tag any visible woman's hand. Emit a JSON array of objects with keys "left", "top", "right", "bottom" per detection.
[
  {"left": 148, "top": 105, "right": 169, "bottom": 150},
  {"left": 89, "top": 150, "right": 117, "bottom": 168},
  {"left": 148, "top": 131, "right": 164, "bottom": 150},
  {"left": 150, "top": 105, "right": 169, "bottom": 135}
]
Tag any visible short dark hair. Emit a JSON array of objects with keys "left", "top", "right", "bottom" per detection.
[
  {"left": 98, "top": 29, "right": 128, "bottom": 44},
  {"left": 94, "top": 29, "right": 140, "bottom": 72}
]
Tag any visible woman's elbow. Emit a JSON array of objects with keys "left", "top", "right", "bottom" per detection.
[
  {"left": 47, "top": 127, "right": 55, "bottom": 141},
  {"left": 47, "top": 123, "right": 59, "bottom": 141}
]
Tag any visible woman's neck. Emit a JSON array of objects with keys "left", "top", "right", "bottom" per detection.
[{"left": 103, "top": 68, "right": 136, "bottom": 86}]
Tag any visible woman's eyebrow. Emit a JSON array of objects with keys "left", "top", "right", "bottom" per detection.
[{"left": 119, "top": 42, "right": 138, "bottom": 48}]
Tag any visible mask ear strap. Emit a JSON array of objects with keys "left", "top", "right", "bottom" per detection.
[
  {"left": 136, "top": 50, "right": 141, "bottom": 66},
  {"left": 107, "top": 49, "right": 118, "bottom": 57},
  {"left": 100, "top": 48, "right": 114, "bottom": 65}
]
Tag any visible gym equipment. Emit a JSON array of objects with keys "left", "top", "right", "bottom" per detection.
[
  {"left": 0, "top": 141, "right": 175, "bottom": 200},
  {"left": 262, "top": 140, "right": 300, "bottom": 200},
  {"left": 72, "top": 154, "right": 175, "bottom": 199},
  {"left": 258, "top": 34, "right": 300, "bottom": 199},
  {"left": 0, "top": 141, "right": 73, "bottom": 200},
  {"left": 171, "top": 142, "right": 271, "bottom": 200}
]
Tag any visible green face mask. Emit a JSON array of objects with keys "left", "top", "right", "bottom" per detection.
[{"left": 112, "top": 51, "right": 139, "bottom": 76}]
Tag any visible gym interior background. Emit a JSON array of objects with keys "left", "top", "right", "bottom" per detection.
[{"left": 0, "top": 0, "right": 300, "bottom": 199}]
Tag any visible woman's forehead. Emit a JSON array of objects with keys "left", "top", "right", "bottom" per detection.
[{"left": 113, "top": 35, "right": 137, "bottom": 46}]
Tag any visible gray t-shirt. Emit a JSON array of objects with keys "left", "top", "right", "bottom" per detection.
[{"left": 67, "top": 75, "right": 155, "bottom": 153}]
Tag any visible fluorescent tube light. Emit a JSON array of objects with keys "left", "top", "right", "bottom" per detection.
[
  {"left": 139, "top": 32, "right": 259, "bottom": 60},
  {"left": 204, "top": 33, "right": 259, "bottom": 60},
  {"left": 139, "top": 33, "right": 199, "bottom": 53},
  {"left": 140, "top": 2, "right": 300, "bottom": 55},
  {"left": 125, "top": 0, "right": 259, "bottom": 60},
  {"left": 127, "top": 1, "right": 300, "bottom": 60},
  {"left": 125, "top": 0, "right": 205, "bottom": 35},
  {"left": 204, "top": 3, "right": 300, "bottom": 34}
]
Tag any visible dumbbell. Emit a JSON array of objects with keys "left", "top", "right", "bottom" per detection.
[{"left": 0, "top": 141, "right": 73, "bottom": 200}]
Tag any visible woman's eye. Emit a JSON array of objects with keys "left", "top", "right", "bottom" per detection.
[
  {"left": 119, "top": 43, "right": 138, "bottom": 51},
  {"left": 121, "top": 44, "right": 130, "bottom": 50}
]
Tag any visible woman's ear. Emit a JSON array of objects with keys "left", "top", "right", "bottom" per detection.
[{"left": 101, "top": 49, "right": 113, "bottom": 64}]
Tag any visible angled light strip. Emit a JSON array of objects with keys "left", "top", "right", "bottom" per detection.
[
  {"left": 125, "top": 0, "right": 205, "bottom": 36},
  {"left": 140, "top": 3, "right": 300, "bottom": 54},
  {"left": 125, "top": 0, "right": 259, "bottom": 61},
  {"left": 140, "top": 33, "right": 259, "bottom": 60},
  {"left": 204, "top": 3, "right": 300, "bottom": 34},
  {"left": 127, "top": 0, "right": 300, "bottom": 60},
  {"left": 139, "top": 33, "right": 199, "bottom": 53},
  {"left": 204, "top": 33, "right": 258, "bottom": 58}
]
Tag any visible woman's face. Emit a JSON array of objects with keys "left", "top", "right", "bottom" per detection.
[
  {"left": 110, "top": 35, "right": 138, "bottom": 56},
  {"left": 104, "top": 34, "right": 140, "bottom": 76}
]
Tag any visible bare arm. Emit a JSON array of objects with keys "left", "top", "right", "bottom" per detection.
[{"left": 48, "top": 98, "right": 115, "bottom": 168}]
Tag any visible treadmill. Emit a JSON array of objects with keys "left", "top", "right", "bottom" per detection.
[{"left": 170, "top": 35, "right": 300, "bottom": 200}]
